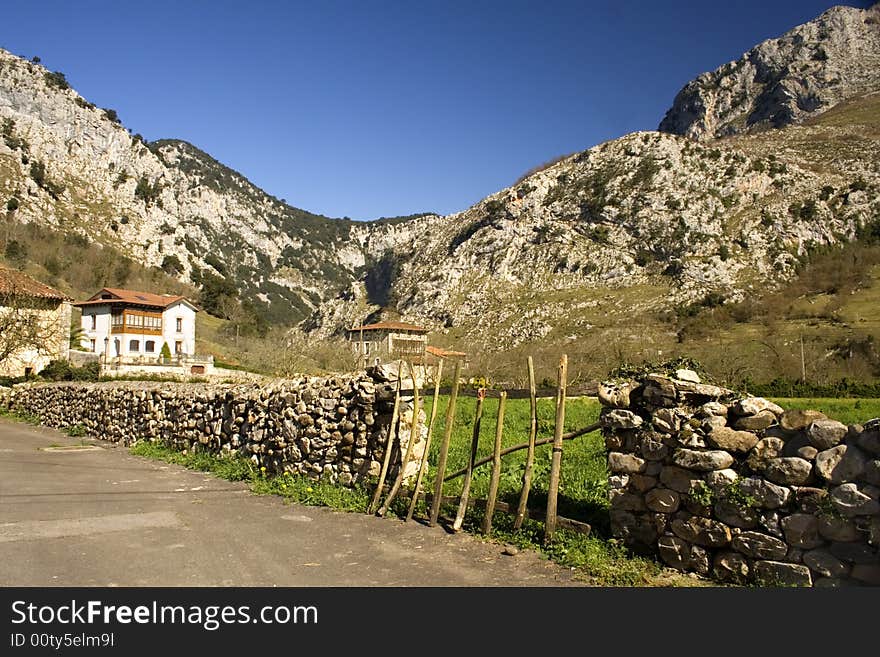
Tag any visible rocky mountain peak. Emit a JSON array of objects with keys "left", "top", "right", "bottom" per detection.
[{"left": 658, "top": 3, "right": 880, "bottom": 140}]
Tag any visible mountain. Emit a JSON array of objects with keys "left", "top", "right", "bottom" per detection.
[
  {"left": 659, "top": 3, "right": 880, "bottom": 139},
  {"left": 1, "top": 3, "right": 879, "bottom": 382}
]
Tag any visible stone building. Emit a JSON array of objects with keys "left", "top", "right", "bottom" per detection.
[
  {"left": 348, "top": 321, "right": 429, "bottom": 366},
  {"left": 0, "top": 266, "right": 72, "bottom": 377}
]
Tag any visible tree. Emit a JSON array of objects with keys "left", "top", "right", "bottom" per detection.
[
  {"left": 0, "top": 280, "right": 67, "bottom": 373},
  {"left": 160, "top": 342, "right": 172, "bottom": 362}
]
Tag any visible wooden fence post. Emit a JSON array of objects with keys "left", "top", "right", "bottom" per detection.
[
  {"left": 453, "top": 388, "right": 485, "bottom": 532},
  {"left": 367, "top": 363, "right": 402, "bottom": 514},
  {"left": 544, "top": 354, "right": 567, "bottom": 543},
  {"left": 513, "top": 356, "right": 537, "bottom": 530},
  {"left": 377, "top": 362, "right": 420, "bottom": 516},
  {"left": 406, "top": 359, "right": 443, "bottom": 521},
  {"left": 481, "top": 391, "right": 506, "bottom": 535},
  {"left": 429, "top": 361, "right": 461, "bottom": 526}
]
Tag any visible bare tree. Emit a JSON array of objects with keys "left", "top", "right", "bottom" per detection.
[{"left": 0, "top": 282, "right": 68, "bottom": 374}]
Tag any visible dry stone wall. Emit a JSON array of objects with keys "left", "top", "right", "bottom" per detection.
[
  {"left": 599, "top": 373, "right": 880, "bottom": 587},
  {"left": 0, "top": 373, "right": 425, "bottom": 487}
]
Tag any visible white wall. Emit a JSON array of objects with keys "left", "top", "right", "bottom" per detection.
[
  {"left": 80, "top": 304, "right": 110, "bottom": 355},
  {"left": 161, "top": 302, "right": 197, "bottom": 356}
]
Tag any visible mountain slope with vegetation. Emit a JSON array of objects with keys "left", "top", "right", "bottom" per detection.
[{"left": 1, "top": 3, "right": 879, "bottom": 387}]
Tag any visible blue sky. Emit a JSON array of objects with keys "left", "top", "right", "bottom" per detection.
[{"left": 1, "top": 1, "right": 868, "bottom": 221}]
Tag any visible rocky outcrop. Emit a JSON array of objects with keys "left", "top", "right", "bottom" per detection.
[
  {"left": 659, "top": 4, "right": 880, "bottom": 139},
  {"left": 600, "top": 373, "right": 880, "bottom": 586}
]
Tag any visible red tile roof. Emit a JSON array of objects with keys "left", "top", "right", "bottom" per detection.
[
  {"left": 74, "top": 287, "right": 195, "bottom": 310},
  {"left": 349, "top": 321, "right": 428, "bottom": 333},
  {"left": 0, "top": 266, "right": 71, "bottom": 301}
]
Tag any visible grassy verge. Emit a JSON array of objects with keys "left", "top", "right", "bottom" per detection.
[{"left": 768, "top": 398, "right": 880, "bottom": 425}]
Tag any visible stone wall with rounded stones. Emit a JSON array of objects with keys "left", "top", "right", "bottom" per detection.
[
  {"left": 599, "top": 373, "right": 880, "bottom": 587},
  {"left": 0, "top": 374, "right": 425, "bottom": 487}
]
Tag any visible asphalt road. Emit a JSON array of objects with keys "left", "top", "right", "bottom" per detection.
[{"left": 0, "top": 417, "right": 584, "bottom": 586}]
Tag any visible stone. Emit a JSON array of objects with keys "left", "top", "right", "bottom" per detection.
[
  {"left": 831, "top": 483, "right": 880, "bottom": 516},
  {"left": 731, "top": 531, "right": 789, "bottom": 560},
  {"left": 699, "top": 402, "right": 728, "bottom": 417},
  {"left": 803, "top": 549, "right": 850, "bottom": 578},
  {"left": 640, "top": 434, "right": 670, "bottom": 461},
  {"left": 857, "top": 431, "right": 880, "bottom": 455},
  {"left": 608, "top": 475, "right": 630, "bottom": 490},
  {"left": 737, "top": 477, "right": 791, "bottom": 509},
  {"left": 830, "top": 542, "right": 877, "bottom": 565},
  {"left": 672, "top": 448, "right": 734, "bottom": 472},
  {"left": 715, "top": 500, "right": 758, "bottom": 529},
  {"left": 645, "top": 488, "right": 680, "bottom": 513},
  {"left": 609, "top": 489, "right": 647, "bottom": 512},
  {"left": 601, "top": 409, "right": 644, "bottom": 430},
  {"left": 690, "top": 545, "right": 710, "bottom": 575},
  {"left": 708, "top": 426, "right": 759, "bottom": 453},
  {"left": 763, "top": 457, "right": 813, "bottom": 486},
  {"left": 671, "top": 516, "right": 732, "bottom": 548},
  {"left": 644, "top": 461, "right": 662, "bottom": 476},
  {"left": 753, "top": 561, "right": 812, "bottom": 587},
  {"left": 642, "top": 376, "right": 677, "bottom": 405},
  {"left": 658, "top": 535, "right": 693, "bottom": 571},
  {"left": 817, "top": 515, "right": 860, "bottom": 542},
  {"left": 629, "top": 474, "right": 658, "bottom": 492},
  {"left": 608, "top": 452, "right": 646, "bottom": 474},
  {"left": 705, "top": 469, "right": 738, "bottom": 491},
  {"left": 794, "top": 487, "right": 828, "bottom": 514},
  {"left": 651, "top": 408, "right": 680, "bottom": 434},
  {"left": 659, "top": 466, "right": 703, "bottom": 494},
  {"left": 814, "top": 445, "right": 867, "bottom": 484},
  {"left": 501, "top": 545, "right": 519, "bottom": 556},
  {"left": 674, "top": 369, "right": 701, "bottom": 383},
  {"left": 610, "top": 509, "right": 658, "bottom": 548},
  {"left": 747, "top": 437, "right": 785, "bottom": 471},
  {"left": 702, "top": 416, "right": 728, "bottom": 433},
  {"left": 863, "top": 460, "right": 880, "bottom": 486},
  {"left": 781, "top": 514, "right": 824, "bottom": 549},
  {"left": 781, "top": 409, "right": 827, "bottom": 431},
  {"left": 807, "top": 419, "right": 848, "bottom": 450},
  {"left": 850, "top": 564, "right": 880, "bottom": 585},
  {"left": 713, "top": 551, "right": 750, "bottom": 583},
  {"left": 796, "top": 445, "right": 818, "bottom": 460},
  {"left": 733, "top": 410, "right": 777, "bottom": 431},
  {"left": 597, "top": 381, "right": 633, "bottom": 408},
  {"left": 734, "top": 397, "right": 784, "bottom": 418}
]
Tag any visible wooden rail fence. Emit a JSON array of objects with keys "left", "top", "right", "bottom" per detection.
[{"left": 367, "top": 354, "right": 599, "bottom": 541}]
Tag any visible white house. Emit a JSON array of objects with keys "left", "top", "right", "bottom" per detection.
[{"left": 75, "top": 287, "right": 199, "bottom": 361}]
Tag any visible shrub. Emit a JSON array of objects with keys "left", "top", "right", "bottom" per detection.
[
  {"left": 44, "top": 70, "right": 69, "bottom": 90},
  {"left": 160, "top": 254, "right": 183, "bottom": 276}
]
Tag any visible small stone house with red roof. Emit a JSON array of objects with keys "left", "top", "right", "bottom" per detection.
[
  {"left": 74, "top": 287, "right": 199, "bottom": 361},
  {"left": 347, "top": 320, "right": 429, "bottom": 365},
  {"left": 0, "top": 266, "right": 72, "bottom": 377}
]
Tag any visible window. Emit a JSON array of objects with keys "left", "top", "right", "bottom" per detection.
[
  {"left": 175, "top": 317, "right": 183, "bottom": 332},
  {"left": 174, "top": 341, "right": 183, "bottom": 355},
  {"left": 111, "top": 313, "right": 123, "bottom": 327},
  {"left": 90, "top": 339, "right": 96, "bottom": 352},
  {"left": 90, "top": 314, "right": 96, "bottom": 330},
  {"left": 145, "top": 340, "right": 155, "bottom": 353},
  {"left": 129, "top": 339, "right": 140, "bottom": 353}
]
